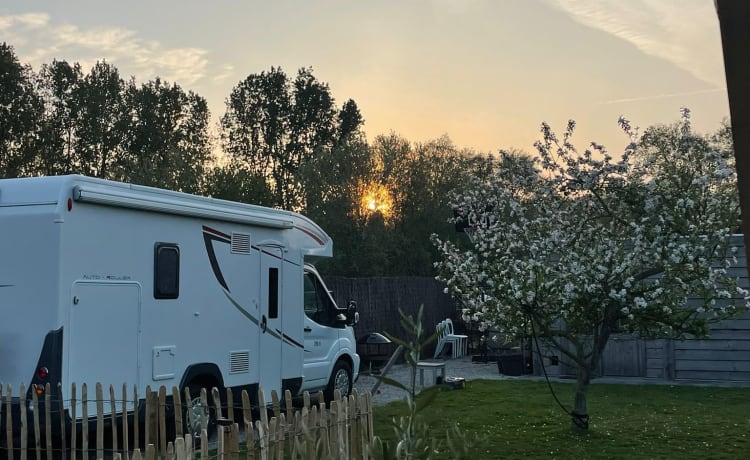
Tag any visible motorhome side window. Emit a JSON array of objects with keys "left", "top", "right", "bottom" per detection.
[
  {"left": 303, "top": 272, "right": 335, "bottom": 326},
  {"left": 154, "top": 243, "right": 179, "bottom": 299},
  {"left": 268, "top": 268, "right": 279, "bottom": 319}
]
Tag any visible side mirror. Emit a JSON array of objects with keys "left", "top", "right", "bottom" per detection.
[
  {"left": 347, "top": 300, "right": 359, "bottom": 326},
  {"left": 335, "top": 300, "right": 359, "bottom": 327}
]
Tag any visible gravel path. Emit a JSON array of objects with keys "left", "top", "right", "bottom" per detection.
[{"left": 353, "top": 357, "right": 510, "bottom": 406}]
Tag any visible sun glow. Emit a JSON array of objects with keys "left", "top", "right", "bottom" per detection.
[{"left": 360, "top": 182, "right": 393, "bottom": 218}]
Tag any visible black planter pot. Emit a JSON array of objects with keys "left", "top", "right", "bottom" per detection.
[{"left": 497, "top": 353, "right": 524, "bottom": 376}]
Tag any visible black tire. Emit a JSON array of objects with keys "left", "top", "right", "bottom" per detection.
[
  {"left": 324, "top": 360, "right": 353, "bottom": 402},
  {"left": 184, "top": 384, "right": 217, "bottom": 444}
]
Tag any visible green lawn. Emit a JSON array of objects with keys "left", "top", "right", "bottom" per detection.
[{"left": 372, "top": 380, "right": 750, "bottom": 459}]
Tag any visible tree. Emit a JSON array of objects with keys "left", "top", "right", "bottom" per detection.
[
  {"left": 72, "top": 60, "right": 127, "bottom": 178},
  {"left": 35, "top": 59, "right": 84, "bottom": 175},
  {"left": 121, "top": 77, "right": 211, "bottom": 192},
  {"left": 393, "top": 136, "right": 493, "bottom": 275},
  {"left": 201, "top": 160, "right": 275, "bottom": 206},
  {"left": 337, "top": 98, "right": 364, "bottom": 143},
  {"left": 0, "top": 42, "right": 43, "bottom": 178},
  {"left": 361, "top": 134, "right": 493, "bottom": 276},
  {"left": 299, "top": 137, "right": 374, "bottom": 275},
  {"left": 221, "top": 67, "right": 362, "bottom": 210},
  {"left": 432, "top": 112, "right": 748, "bottom": 430}
]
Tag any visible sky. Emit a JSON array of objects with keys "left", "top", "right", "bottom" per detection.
[{"left": 0, "top": 0, "right": 731, "bottom": 157}]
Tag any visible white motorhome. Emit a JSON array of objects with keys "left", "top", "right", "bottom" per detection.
[{"left": 0, "top": 175, "right": 359, "bottom": 435}]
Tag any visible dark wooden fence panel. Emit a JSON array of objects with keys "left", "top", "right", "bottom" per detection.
[
  {"left": 669, "top": 236, "right": 750, "bottom": 382},
  {"left": 600, "top": 336, "right": 645, "bottom": 377},
  {"left": 324, "top": 276, "right": 459, "bottom": 358}
]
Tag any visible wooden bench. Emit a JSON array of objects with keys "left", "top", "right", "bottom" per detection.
[{"left": 415, "top": 361, "right": 447, "bottom": 386}]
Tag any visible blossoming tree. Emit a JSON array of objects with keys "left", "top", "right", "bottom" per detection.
[{"left": 432, "top": 111, "right": 748, "bottom": 430}]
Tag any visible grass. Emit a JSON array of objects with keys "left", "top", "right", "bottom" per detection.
[{"left": 372, "top": 379, "right": 750, "bottom": 459}]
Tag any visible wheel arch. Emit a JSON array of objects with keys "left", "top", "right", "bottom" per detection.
[{"left": 179, "top": 362, "right": 225, "bottom": 391}]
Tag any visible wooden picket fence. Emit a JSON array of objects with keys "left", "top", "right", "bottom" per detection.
[{"left": 1, "top": 382, "right": 374, "bottom": 459}]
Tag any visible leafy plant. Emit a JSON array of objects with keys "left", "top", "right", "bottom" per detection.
[{"left": 369, "top": 305, "right": 482, "bottom": 459}]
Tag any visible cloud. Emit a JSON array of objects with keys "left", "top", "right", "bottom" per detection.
[
  {"left": 602, "top": 87, "right": 726, "bottom": 105},
  {"left": 212, "top": 64, "right": 236, "bottom": 83},
  {"left": 0, "top": 12, "right": 50, "bottom": 30},
  {"left": 545, "top": 0, "right": 725, "bottom": 87},
  {"left": 1, "top": 12, "right": 210, "bottom": 86}
]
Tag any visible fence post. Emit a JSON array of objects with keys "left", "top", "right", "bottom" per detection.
[
  {"left": 330, "top": 399, "right": 338, "bottom": 460},
  {"left": 258, "top": 389, "right": 268, "bottom": 431},
  {"left": 44, "top": 383, "right": 52, "bottom": 460},
  {"left": 200, "top": 428, "right": 208, "bottom": 459},
  {"left": 284, "top": 390, "right": 293, "bottom": 424},
  {"left": 200, "top": 387, "right": 210, "bottom": 446},
  {"left": 173, "top": 386, "right": 183, "bottom": 439},
  {"left": 290, "top": 411, "right": 300, "bottom": 459},
  {"left": 335, "top": 398, "right": 347, "bottom": 460},
  {"left": 81, "top": 383, "right": 87, "bottom": 460},
  {"left": 122, "top": 384, "right": 130, "bottom": 460},
  {"left": 57, "top": 383, "right": 67, "bottom": 460},
  {"left": 133, "top": 385, "right": 140, "bottom": 454},
  {"left": 20, "top": 383, "right": 27, "bottom": 460},
  {"left": 212, "top": 387, "right": 223, "bottom": 421},
  {"left": 305, "top": 407, "right": 315, "bottom": 458},
  {"left": 109, "top": 385, "right": 118, "bottom": 456},
  {"left": 348, "top": 393, "right": 358, "bottom": 460},
  {"left": 4, "top": 384, "right": 12, "bottom": 459},
  {"left": 241, "top": 390, "right": 255, "bottom": 460},
  {"left": 145, "top": 443, "right": 156, "bottom": 460},
  {"left": 271, "top": 391, "right": 280, "bottom": 421},
  {"left": 0, "top": 385, "right": 3, "bottom": 446},
  {"left": 232, "top": 423, "right": 240, "bottom": 460},
  {"left": 96, "top": 382, "right": 104, "bottom": 460},
  {"left": 226, "top": 388, "right": 234, "bottom": 424},
  {"left": 158, "top": 386, "right": 167, "bottom": 459},
  {"left": 310, "top": 405, "right": 319, "bottom": 459},
  {"left": 182, "top": 387, "right": 194, "bottom": 442},
  {"left": 174, "top": 437, "right": 186, "bottom": 460},
  {"left": 70, "top": 383, "right": 77, "bottom": 460},
  {"left": 366, "top": 392, "right": 374, "bottom": 446},
  {"left": 184, "top": 433, "right": 193, "bottom": 460},
  {"left": 318, "top": 398, "right": 329, "bottom": 458},
  {"left": 218, "top": 418, "right": 231, "bottom": 460},
  {"left": 144, "top": 386, "right": 153, "bottom": 449},
  {"left": 255, "top": 419, "right": 267, "bottom": 460},
  {"left": 32, "top": 384, "right": 41, "bottom": 460},
  {"left": 268, "top": 417, "right": 277, "bottom": 460}
]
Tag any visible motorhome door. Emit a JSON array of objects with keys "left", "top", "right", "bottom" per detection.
[
  {"left": 258, "top": 245, "right": 283, "bottom": 397},
  {"left": 68, "top": 282, "right": 140, "bottom": 418}
]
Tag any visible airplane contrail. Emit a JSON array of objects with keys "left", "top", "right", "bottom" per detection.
[{"left": 602, "top": 87, "right": 726, "bottom": 105}]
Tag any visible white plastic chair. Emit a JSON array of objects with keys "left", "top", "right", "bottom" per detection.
[
  {"left": 433, "top": 319, "right": 468, "bottom": 359},
  {"left": 433, "top": 320, "right": 451, "bottom": 358},
  {"left": 445, "top": 318, "right": 468, "bottom": 358}
]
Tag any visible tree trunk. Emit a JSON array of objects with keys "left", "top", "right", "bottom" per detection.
[{"left": 571, "top": 354, "right": 591, "bottom": 432}]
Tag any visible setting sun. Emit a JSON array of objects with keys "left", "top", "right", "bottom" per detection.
[{"left": 360, "top": 182, "right": 393, "bottom": 218}]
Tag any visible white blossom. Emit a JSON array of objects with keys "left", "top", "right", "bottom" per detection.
[{"left": 432, "top": 112, "right": 745, "bottom": 403}]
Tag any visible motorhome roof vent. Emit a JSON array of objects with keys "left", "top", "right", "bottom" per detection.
[
  {"left": 230, "top": 350, "right": 250, "bottom": 374},
  {"left": 231, "top": 233, "right": 251, "bottom": 254}
]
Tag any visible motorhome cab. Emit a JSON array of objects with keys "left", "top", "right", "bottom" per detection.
[{"left": 0, "top": 175, "right": 359, "bottom": 435}]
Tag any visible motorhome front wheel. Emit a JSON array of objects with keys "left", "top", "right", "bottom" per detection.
[{"left": 325, "top": 360, "right": 353, "bottom": 401}]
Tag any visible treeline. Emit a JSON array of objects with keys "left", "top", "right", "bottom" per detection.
[{"left": 0, "top": 42, "right": 493, "bottom": 276}]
